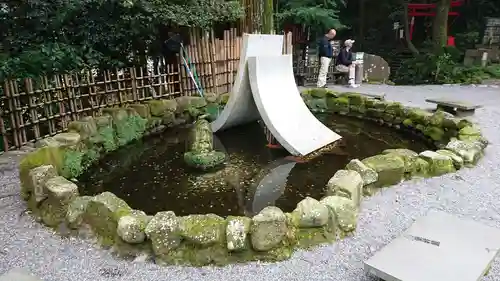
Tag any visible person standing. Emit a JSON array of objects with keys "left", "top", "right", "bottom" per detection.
[
  {"left": 335, "top": 39, "right": 359, "bottom": 88},
  {"left": 316, "top": 29, "right": 337, "bottom": 88}
]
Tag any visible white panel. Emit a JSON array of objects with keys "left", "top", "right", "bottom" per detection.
[
  {"left": 364, "top": 210, "right": 500, "bottom": 281},
  {"left": 211, "top": 34, "right": 284, "bottom": 132},
  {"left": 247, "top": 55, "right": 342, "bottom": 156}
]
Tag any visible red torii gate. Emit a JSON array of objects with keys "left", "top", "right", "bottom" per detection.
[{"left": 408, "top": 0, "right": 467, "bottom": 46}]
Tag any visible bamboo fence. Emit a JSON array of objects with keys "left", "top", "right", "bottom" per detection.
[{"left": 0, "top": 30, "right": 294, "bottom": 154}]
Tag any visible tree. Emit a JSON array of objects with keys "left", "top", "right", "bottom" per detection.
[
  {"left": 276, "top": 0, "right": 346, "bottom": 36},
  {"left": 432, "top": 0, "right": 452, "bottom": 52}
]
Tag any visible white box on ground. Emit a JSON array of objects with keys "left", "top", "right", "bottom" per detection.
[{"left": 364, "top": 210, "right": 500, "bottom": 281}]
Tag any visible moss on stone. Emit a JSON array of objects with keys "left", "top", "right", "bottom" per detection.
[
  {"left": 61, "top": 149, "right": 84, "bottom": 179},
  {"left": 326, "top": 96, "right": 349, "bottom": 114},
  {"left": 362, "top": 154, "right": 405, "bottom": 187},
  {"left": 423, "top": 126, "right": 445, "bottom": 141},
  {"left": 84, "top": 192, "right": 133, "bottom": 246},
  {"left": 179, "top": 214, "right": 225, "bottom": 246},
  {"left": 382, "top": 148, "right": 418, "bottom": 175},
  {"left": 408, "top": 108, "right": 432, "bottom": 125},
  {"left": 307, "top": 98, "right": 328, "bottom": 112}
]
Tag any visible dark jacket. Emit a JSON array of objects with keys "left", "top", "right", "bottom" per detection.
[
  {"left": 317, "top": 36, "right": 333, "bottom": 58},
  {"left": 336, "top": 47, "right": 353, "bottom": 66}
]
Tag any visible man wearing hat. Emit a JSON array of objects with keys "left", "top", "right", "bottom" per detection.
[{"left": 336, "top": 39, "right": 359, "bottom": 88}]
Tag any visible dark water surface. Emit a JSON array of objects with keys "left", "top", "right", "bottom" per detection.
[{"left": 78, "top": 114, "right": 433, "bottom": 217}]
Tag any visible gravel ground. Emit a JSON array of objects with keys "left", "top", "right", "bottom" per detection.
[{"left": 1, "top": 84, "right": 500, "bottom": 281}]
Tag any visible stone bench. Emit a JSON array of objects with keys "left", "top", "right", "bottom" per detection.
[{"left": 425, "top": 98, "right": 482, "bottom": 116}]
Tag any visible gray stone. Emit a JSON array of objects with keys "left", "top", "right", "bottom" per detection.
[
  {"left": 117, "top": 210, "right": 149, "bottom": 244},
  {"left": 34, "top": 137, "right": 60, "bottom": 148},
  {"left": 250, "top": 206, "right": 287, "bottom": 251},
  {"left": 28, "top": 165, "right": 58, "bottom": 203},
  {"left": 145, "top": 211, "right": 181, "bottom": 257},
  {"left": 436, "top": 149, "right": 464, "bottom": 169},
  {"left": 52, "top": 132, "right": 81, "bottom": 146},
  {"left": 291, "top": 197, "right": 329, "bottom": 228},
  {"left": 320, "top": 196, "right": 358, "bottom": 232},
  {"left": 345, "top": 159, "right": 378, "bottom": 185},
  {"left": 226, "top": 216, "right": 251, "bottom": 251},
  {"left": 363, "top": 54, "right": 391, "bottom": 83},
  {"left": 44, "top": 176, "right": 79, "bottom": 204},
  {"left": 326, "top": 170, "right": 363, "bottom": 206},
  {"left": 445, "top": 139, "right": 483, "bottom": 165}
]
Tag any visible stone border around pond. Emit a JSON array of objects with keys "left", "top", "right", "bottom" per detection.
[{"left": 17, "top": 88, "right": 488, "bottom": 266}]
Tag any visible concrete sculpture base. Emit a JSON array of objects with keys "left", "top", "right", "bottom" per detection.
[
  {"left": 248, "top": 55, "right": 342, "bottom": 156},
  {"left": 364, "top": 210, "right": 500, "bottom": 281},
  {"left": 211, "top": 33, "right": 342, "bottom": 156}
]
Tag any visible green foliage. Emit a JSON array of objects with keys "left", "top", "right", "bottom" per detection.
[
  {"left": 150, "top": 0, "right": 244, "bottom": 30},
  {"left": 99, "top": 126, "right": 118, "bottom": 153},
  {"left": 82, "top": 148, "right": 100, "bottom": 168},
  {"left": 0, "top": 0, "right": 244, "bottom": 79},
  {"left": 115, "top": 115, "right": 147, "bottom": 145},
  {"left": 62, "top": 150, "right": 84, "bottom": 179},
  {"left": 394, "top": 49, "right": 499, "bottom": 85},
  {"left": 276, "top": 0, "right": 346, "bottom": 35}
]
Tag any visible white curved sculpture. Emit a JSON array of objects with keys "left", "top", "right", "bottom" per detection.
[
  {"left": 211, "top": 34, "right": 284, "bottom": 132},
  {"left": 211, "top": 33, "right": 342, "bottom": 157},
  {"left": 248, "top": 54, "right": 342, "bottom": 156}
]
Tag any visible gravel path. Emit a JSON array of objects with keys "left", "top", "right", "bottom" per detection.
[{"left": 1, "top": 85, "right": 500, "bottom": 281}]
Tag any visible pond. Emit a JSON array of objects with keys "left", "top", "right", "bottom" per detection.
[{"left": 77, "top": 114, "right": 433, "bottom": 217}]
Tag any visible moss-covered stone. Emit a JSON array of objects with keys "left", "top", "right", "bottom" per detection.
[
  {"left": 66, "top": 195, "right": 92, "bottom": 229},
  {"left": 423, "top": 126, "right": 445, "bottom": 141},
  {"left": 179, "top": 214, "right": 225, "bottom": 246},
  {"left": 419, "top": 150, "right": 456, "bottom": 176},
  {"left": 67, "top": 120, "right": 97, "bottom": 142},
  {"left": 320, "top": 196, "right": 358, "bottom": 232},
  {"left": 145, "top": 211, "right": 181, "bottom": 261},
  {"left": 19, "top": 146, "right": 66, "bottom": 200},
  {"left": 428, "top": 110, "right": 457, "bottom": 129},
  {"left": 408, "top": 108, "right": 432, "bottom": 125},
  {"left": 84, "top": 192, "right": 133, "bottom": 246},
  {"left": 412, "top": 157, "right": 431, "bottom": 178},
  {"left": 445, "top": 139, "right": 483, "bottom": 165},
  {"left": 345, "top": 159, "right": 378, "bottom": 185},
  {"left": 382, "top": 148, "right": 418, "bottom": 175},
  {"left": 290, "top": 197, "right": 329, "bottom": 228},
  {"left": 361, "top": 154, "right": 405, "bottom": 187},
  {"left": 27, "top": 165, "right": 58, "bottom": 204},
  {"left": 226, "top": 216, "right": 251, "bottom": 251},
  {"left": 402, "top": 118, "right": 413, "bottom": 127},
  {"left": 250, "top": 206, "right": 287, "bottom": 251},
  {"left": 326, "top": 170, "right": 363, "bottom": 206},
  {"left": 39, "top": 176, "right": 79, "bottom": 227},
  {"left": 128, "top": 104, "right": 152, "bottom": 119},
  {"left": 326, "top": 96, "right": 349, "bottom": 114},
  {"left": 385, "top": 102, "right": 404, "bottom": 116},
  {"left": 176, "top": 96, "right": 207, "bottom": 112},
  {"left": 307, "top": 98, "right": 328, "bottom": 112},
  {"left": 436, "top": 149, "right": 464, "bottom": 169},
  {"left": 117, "top": 210, "right": 149, "bottom": 244},
  {"left": 147, "top": 99, "right": 177, "bottom": 116}
]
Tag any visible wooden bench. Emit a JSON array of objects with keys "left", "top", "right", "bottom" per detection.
[{"left": 425, "top": 98, "right": 482, "bottom": 116}]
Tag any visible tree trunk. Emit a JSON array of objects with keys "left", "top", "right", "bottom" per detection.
[
  {"left": 359, "top": 0, "right": 365, "bottom": 40},
  {"left": 262, "top": 0, "right": 274, "bottom": 34},
  {"left": 403, "top": 3, "right": 419, "bottom": 55},
  {"left": 432, "top": 0, "right": 451, "bottom": 52}
]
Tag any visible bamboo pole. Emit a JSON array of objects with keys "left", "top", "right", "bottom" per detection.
[{"left": 210, "top": 29, "right": 218, "bottom": 94}]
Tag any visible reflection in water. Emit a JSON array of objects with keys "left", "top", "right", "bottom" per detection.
[
  {"left": 78, "top": 114, "right": 433, "bottom": 217},
  {"left": 245, "top": 158, "right": 297, "bottom": 216}
]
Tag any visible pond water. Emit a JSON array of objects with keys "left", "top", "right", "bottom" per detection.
[{"left": 77, "top": 114, "right": 433, "bottom": 217}]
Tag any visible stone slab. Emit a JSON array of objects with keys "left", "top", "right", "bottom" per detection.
[
  {"left": 211, "top": 34, "right": 284, "bottom": 132},
  {"left": 364, "top": 210, "right": 500, "bottom": 281},
  {"left": 425, "top": 98, "right": 482, "bottom": 111},
  {"left": 0, "top": 268, "right": 43, "bottom": 281},
  {"left": 337, "top": 91, "right": 385, "bottom": 100},
  {"left": 247, "top": 55, "right": 342, "bottom": 156}
]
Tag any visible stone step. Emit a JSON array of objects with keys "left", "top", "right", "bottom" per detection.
[{"left": 0, "top": 268, "right": 43, "bottom": 281}]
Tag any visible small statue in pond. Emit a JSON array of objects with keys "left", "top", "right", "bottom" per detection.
[{"left": 184, "top": 116, "right": 226, "bottom": 170}]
